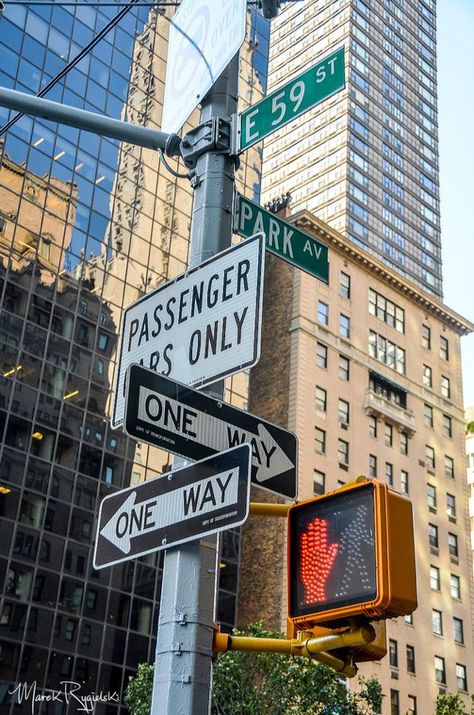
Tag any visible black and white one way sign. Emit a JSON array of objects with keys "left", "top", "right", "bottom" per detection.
[
  {"left": 124, "top": 365, "right": 298, "bottom": 499},
  {"left": 94, "top": 444, "right": 251, "bottom": 569},
  {"left": 112, "top": 234, "right": 265, "bottom": 428}
]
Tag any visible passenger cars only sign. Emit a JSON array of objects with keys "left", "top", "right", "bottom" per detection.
[{"left": 112, "top": 234, "right": 265, "bottom": 428}]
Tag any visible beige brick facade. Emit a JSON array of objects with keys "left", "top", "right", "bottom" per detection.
[{"left": 239, "top": 210, "right": 474, "bottom": 714}]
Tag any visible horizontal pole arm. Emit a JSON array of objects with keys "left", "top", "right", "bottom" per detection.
[
  {"left": 213, "top": 626, "right": 374, "bottom": 678},
  {"left": 249, "top": 502, "right": 291, "bottom": 517},
  {"left": 0, "top": 87, "right": 181, "bottom": 156}
]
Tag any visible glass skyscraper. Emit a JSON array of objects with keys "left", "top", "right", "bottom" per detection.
[
  {"left": 0, "top": 2, "right": 269, "bottom": 710},
  {"left": 261, "top": 0, "right": 442, "bottom": 298}
]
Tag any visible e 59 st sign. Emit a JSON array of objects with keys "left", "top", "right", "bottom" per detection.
[
  {"left": 239, "top": 47, "right": 345, "bottom": 151},
  {"left": 112, "top": 235, "right": 264, "bottom": 428}
]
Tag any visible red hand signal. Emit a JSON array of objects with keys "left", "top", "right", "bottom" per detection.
[{"left": 299, "top": 517, "right": 339, "bottom": 604}]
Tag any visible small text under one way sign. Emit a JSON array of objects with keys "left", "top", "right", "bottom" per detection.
[
  {"left": 112, "top": 234, "right": 265, "bottom": 428},
  {"left": 93, "top": 444, "right": 251, "bottom": 569}
]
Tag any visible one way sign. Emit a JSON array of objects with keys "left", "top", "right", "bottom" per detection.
[
  {"left": 93, "top": 444, "right": 251, "bottom": 569},
  {"left": 124, "top": 364, "right": 298, "bottom": 499}
]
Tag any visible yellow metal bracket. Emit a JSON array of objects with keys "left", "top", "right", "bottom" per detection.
[
  {"left": 213, "top": 624, "right": 376, "bottom": 678},
  {"left": 249, "top": 477, "right": 369, "bottom": 519}
]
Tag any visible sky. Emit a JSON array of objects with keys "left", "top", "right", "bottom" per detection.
[{"left": 437, "top": 0, "right": 474, "bottom": 408}]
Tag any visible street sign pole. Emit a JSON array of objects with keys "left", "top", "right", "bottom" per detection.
[{"left": 151, "top": 53, "right": 240, "bottom": 715}]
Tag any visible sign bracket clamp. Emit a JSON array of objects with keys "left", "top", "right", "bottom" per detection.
[{"left": 180, "top": 117, "right": 234, "bottom": 171}]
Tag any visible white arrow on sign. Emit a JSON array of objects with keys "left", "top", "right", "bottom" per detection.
[
  {"left": 100, "top": 468, "right": 238, "bottom": 555},
  {"left": 137, "top": 385, "right": 294, "bottom": 483}
]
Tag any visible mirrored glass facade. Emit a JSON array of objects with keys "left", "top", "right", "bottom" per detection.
[{"left": 0, "top": 2, "right": 269, "bottom": 709}]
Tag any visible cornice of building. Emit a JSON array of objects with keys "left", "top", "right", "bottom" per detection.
[
  {"left": 1, "top": 153, "right": 77, "bottom": 204},
  {"left": 290, "top": 209, "right": 474, "bottom": 337}
]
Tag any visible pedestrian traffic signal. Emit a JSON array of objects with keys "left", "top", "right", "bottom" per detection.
[{"left": 287, "top": 478, "right": 417, "bottom": 628}]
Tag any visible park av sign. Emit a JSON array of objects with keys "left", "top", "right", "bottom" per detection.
[
  {"left": 235, "top": 194, "right": 329, "bottom": 283},
  {"left": 112, "top": 234, "right": 264, "bottom": 428}
]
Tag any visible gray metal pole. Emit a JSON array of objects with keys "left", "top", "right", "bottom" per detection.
[
  {"left": 151, "top": 53, "right": 239, "bottom": 715},
  {"left": 0, "top": 87, "right": 181, "bottom": 155}
]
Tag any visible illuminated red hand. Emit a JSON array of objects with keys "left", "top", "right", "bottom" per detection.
[{"left": 299, "top": 517, "right": 339, "bottom": 603}]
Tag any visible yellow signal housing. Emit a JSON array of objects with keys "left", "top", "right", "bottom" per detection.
[{"left": 287, "top": 478, "right": 417, "bottom": 629}]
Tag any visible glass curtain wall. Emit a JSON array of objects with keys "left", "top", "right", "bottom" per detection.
[{"left": 0, "top": 2, "right": 269, "bottom": 710}]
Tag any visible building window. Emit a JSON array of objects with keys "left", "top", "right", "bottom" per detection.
[
  {"left": 407, "top": 695, "right": 417, "bottom": 715},
  {"left": 40, "top": 237, "right": 51, "bottom": 261},
  {"left": 430, "top": 566, "right": 440, "bottom": 591},
  {"left": 456, "top": 663, "right": 467, "bottom": 691},
  {"left": 442, "top": 414, "right": 452, "bottom": 438},
  {"left": 97, "top": 333, "right": 109, "bottom": 351},
  {"left": 369, "top": 454, "right": 377, "bottom": 477},
  {"left": 447, "top": 493, "right": 456, "bottom": 520},
  {"left": 440, "top": 375, "right": 451, "bottom": 399},
  {"left": 434, "top": 656, "right": 446, "bottom": 685},
  {"left": 440, "top": 336, "right": 449, "bottom": 360},
  {"left": 404, "top": 613, "right": 413, "bottom": 625},
  {"left": 369, "top": 415, "right": 377, "bottom": 438},
  {"left": 339, "top": 314, "right": 350, "bottom": 338},
  {"left": 338, "top": 439, "right": 349, "bottom": 466},
  {"left": 338, "top": 398, "right": 350, "bottom": 425},
  {"left": 448, "top": 532, "right": 459, "bottom": 558},
  {"left": 427, "top": 484, "right": 437, "bottom": 511},
  {"left": 423, "top": 364, "right": 433, "bottom": 387},
  {"left": 65, "top": 619, "right": 76, "bottom": 642},
  {"left": 339, "top": 355, "right": 350, "bottom": 380},
  {"left": 428, "top": 523, "right": 438, "bottom": 549},
  {"left": 432, "top": 609, "right": 443, "bottom": 635},
  {"left": 400, "top": 470, "right": 409, "bottom": 494},
  {"left": 317, "top": 342, "right": 328, "bottom": 369},
  {"left": 422, "top": 323, "right": 431, "bottom": 349},
  {"left": 385, "top": 423, "right": 393, "bottom": 446},
  {"left": 340, "top": 271, "right": 351, "bottom": 298},
  {"left": 314, "top": 428, "right": 326, "bottom": 454},
  {"left": 444, "top": 455, "right": 454, "bottom": 479},
  {"left": 406, "top": 645, "right": 416, "bottom": 674},
  {"left": 369, "top": 330, "right": 405, "bottom": 374},
  {"left": 318, "top": 301, "right": 329, "bottom": 326},
  {"left": 385, "top": 462, "right": 393, "bottom": 486},
  {"left": 425, "top": 445, "right": 435, "bottom": 470},
  {"left": 313, "top": 470, "right": 325, "bottom": 496},
  {"left": 453, "top": 617, "right": 464, "bottom": 644},
  {"left": 450, "top": 574, "right": 461, "bottom": 600},
  {"left": 389, "top": 639, "right": 398, "bottom": 668},
  {"left": 400, "top": 432, "right": 408, "bottom": 455},
  {"left": 424, "top": 403, "right": 434, "bottom": 427},
  {"left": 315, "top": 386, "right": 327, "bottom": 412},
  {"left": 390, "top": 689, "right": 399, "bottom": 715},
  {"left": 368, "top": 288, "right": 405, "bottom": 332}
]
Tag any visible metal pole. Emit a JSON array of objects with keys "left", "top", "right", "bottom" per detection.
[
  {"left": 151, "top": 53, "right": 239, "bottom": 715},
  {"left": 0, "top": 87, "right": 181, "bottom": 155}
]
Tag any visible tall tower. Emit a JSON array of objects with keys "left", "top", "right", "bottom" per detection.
[{"left": 261, "top": 0, "right": 442, "bottom": 298}]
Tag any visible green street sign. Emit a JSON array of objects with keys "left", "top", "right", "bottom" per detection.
[
  {"left": 239, "top": 47, "right": 345, "bottom": 151},
  {"left": 235, "top": 194, "right": 329, "bottom": 283}
]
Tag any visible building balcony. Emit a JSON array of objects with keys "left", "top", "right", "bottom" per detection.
[{"left": 364, "top": 388, "right": 417, "bottom": 435}]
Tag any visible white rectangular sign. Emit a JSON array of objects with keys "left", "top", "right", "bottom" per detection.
[
  {"left": 112, "top": 234, "right": 265, "bottom": 428},
  {"left": 161, "top": 0, "right": 247, "bottom": 134},
  {"left": 93, "top": 444, "right": 252, "bottom": 569}
]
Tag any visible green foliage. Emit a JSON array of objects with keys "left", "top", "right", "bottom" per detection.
[
  {"left": 124, "top": 623, "right": 383, "bottom": 715},
  {"left": 124, "top": 663, "right": 153, "bottom": 715},
  {"left": 434, "top": 692, "right": 466, "bottom": 715},
  {"left": 466, "top": 420, "right": 474, "bottom": 434}
]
